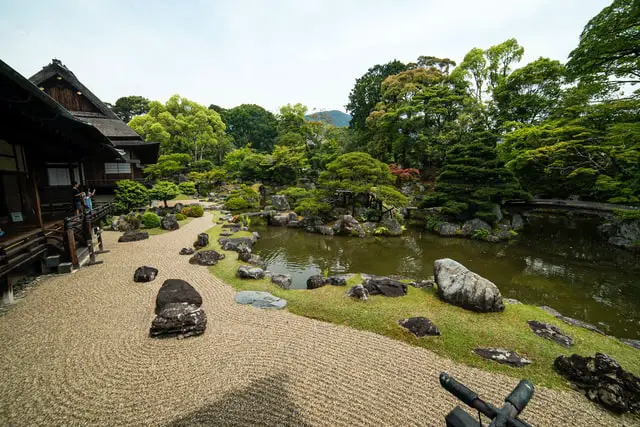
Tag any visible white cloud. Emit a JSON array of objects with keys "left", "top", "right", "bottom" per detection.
[{"left": 0, "top": 0, "right": 609, "bottom": 113}]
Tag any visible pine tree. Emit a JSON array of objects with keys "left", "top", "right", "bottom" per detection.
[{"left": 431, "top": 131, "right": 529, "bottom": 223}]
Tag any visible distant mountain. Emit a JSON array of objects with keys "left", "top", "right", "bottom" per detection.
[{"left": 304, "top": 110, "right": 351, "bottom": 127}]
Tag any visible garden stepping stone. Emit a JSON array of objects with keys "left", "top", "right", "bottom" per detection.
[
  {"left": 133, "top": 266, "right": 158, "bottom": 283},
  {"left": 527, "top": 320, "right": 573, "bottom": 347},
  {"left": 236, "top": 265, "right": 265, "bottom": 279},
  {"left": 235, "top": 291, "right": 287, "bottom": 309},
  {"left": 398, "top": 317, "right": 441, "bottom": 337},
  {"left": 179, "top": 247, "right": 195, "bottom": 255},
  {"left": 473, "top": 348, "right": 532, "bottom": 367},
  {"left": 362, "top": 276, "right": 407, "bottom": 297},
  {"left": 189, "top": 250, "right": 225, "bottom": 266}
]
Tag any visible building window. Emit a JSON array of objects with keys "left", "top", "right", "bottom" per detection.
[
  {"left": 47, "top": 168, "right": 71, "bottom": 186},
  {"left": 105, "top": 163, "right": 131, "bottom": 174}
]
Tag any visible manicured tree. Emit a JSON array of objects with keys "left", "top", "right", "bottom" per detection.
[
  {"left": 114, "top": 179, "right": 149, "bottom": 213},
  {"left": 432, "top": 131, "right": 529, "bottom": 223},
  {"left": 319, "top": 152, "right": 395, "bottom": 194},
  {"left": 149, "top": 181, "right": 180, "bottom": 208},
  {"left": 178, "top": 181, "right": 197, "bottom": 195}
]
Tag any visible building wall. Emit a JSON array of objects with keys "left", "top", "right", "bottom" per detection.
[{"left": 41, "top": 78, "right": 101, "bottom": 114}]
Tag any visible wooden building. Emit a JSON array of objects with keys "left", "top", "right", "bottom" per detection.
[
  {"left": 29, "top": 59, "right": 159, "bottom": 194},
  {"left": 1, "top": 59, "right": 120, "bottom": 302}
]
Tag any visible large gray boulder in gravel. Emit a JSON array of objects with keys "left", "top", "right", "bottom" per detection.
[
  {"left": 235, "top": 291, "right": 287, "bottom": 309},
  {"left": 554, "top": 353, "right": 640, "bottom": 414},
  {"left": 271, "top": 195, "right": 290, "bottom": 211},
  {"left": 154, "top": 279, "right": 202, "bottom": 315},
  {"left": 434, "top": 258, "right": 504, "bottom": 312},
  {"left": 189, "top": 250, "right": 225, "bottom": 266},
  {"left": 161, "top": 214, "right": 180, "bottom": 231},
  {"left": 149, "top": 303, "right": 207, "bottom": 339},
  {"left": 362, "top": 276, "right": 407, "bottom": 297},
  {"left": 332, "top": 215, "right": 365, "bottom": 237},
  {"left": 236, "top": 265, "right": 265, "bottom": 280},
  {"left": 134, "top": 266, "right": 158, "bottom": 282},
  {"left": 118, "top": 231, "right": 149, "bottom": 242}
]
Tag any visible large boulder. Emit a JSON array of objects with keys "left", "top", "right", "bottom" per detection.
[
  {"left": 219, "top": 237, "right": 256, "bottom": 252},
  {"left": 554, "top": 353, "right": 640, "bottom": 414},
  {"left": 511, "top": 213, "right": 525, "bottom": 231},
  {"left": 301, "top": 216, "right": 324, "bottom": 229},
  {"left": 234, "top": 291, "right": 287, "bottom": 309},
  {"left": 193, "top": 233, "right": 209, "bottom": 249},
  {"left": 527, "top": 320, "right": 573, "bottom": 347},
  {"left": 460, "top": 218, "right": 491, "bottom": 237},
  {"left": 189, "top": 250, "right": 225, "bottom": 266},
  {"left": 134, "top": 266, "right": 158, "bottom": 283},
  {"left": 154, "top": 279, "right": 202, "bottom": 315},
  {"left": 362, "top": 276, "right": 407, "bottom": 297},
  {"left": 599, "top": 219, "right": 640, "bottom": 250},
  {"left": 332, "top": 215, "right": 365, "bottom": 237},
  {"left": 306, "top": 275, "right": 347, "bottom": 290},
  {"left": 380, "top": 217, "right": 403, "bottom": 236},
  {"left": 237, "top": 246, "right": 266, "bottom": 268},
  {"left": 271, "top": 274, "right": 292, "bottom": 289},
  {"left": 436, "top": 222, "right": 460, "bottom": 237},
  {"left": 173, "top": 202, "right": 184, "bottom": 213},
  {"left": 149, "top": 303, "right": 207, "bottom": 339},
  {"left": 346, "top": 284, "right": 369, "bottom": 301},
  {"left": 115, "top": 215, "right": 140, "bottom": 232},
  {"left": 269, "top": 214, "right": 290, "bottom": 226},
  {"left": 118, "top": 231, "right": 149, "bottom": 242},
  {"left": 434, "top": 258, "right": 504, "bottom": 312},
  {"left": 314, "top": 225, "right": 334, "bottom": 236},
  {"left": 161, "top": 214, "right": 180, "bottom": 231},
  {"left": 398, "top": 317, "right": 441, "bottom": 337},
  {"left": 236, "top": 265, "right": 265, "bottom": 280},
  {"left": 271, "top": 195, "right": 290, "bottom": 211}
]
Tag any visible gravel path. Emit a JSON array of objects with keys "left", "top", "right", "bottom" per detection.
[{"left": 0, "top": 213, "right": 629, "bottom": 426}]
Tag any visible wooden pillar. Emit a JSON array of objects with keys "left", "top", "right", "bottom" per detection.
[
  {"left": 1, "top": 275, "right": 13, "bottom": 305},
  {"left": 64, "top": 217, "right": 79, "bottom": 268},
  {"left": 33, "top": 176, "right": 44, "bottom": 229}
]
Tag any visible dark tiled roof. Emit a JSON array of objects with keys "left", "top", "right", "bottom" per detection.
[
  {"left": 29, "top": 59, "right": 119, "bottom": 120},
  {"left": 81, "top": 117, "right": 141, "bottom": 139}
]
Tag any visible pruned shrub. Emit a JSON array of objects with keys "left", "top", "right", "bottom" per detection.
[
  {"left": 294, "top": 199, "right": 332, "bottom": 217},
  {"left": 114, "top": 180, "right": 149, "bottom": 213},
  {"left": 224, "top": 197, "right": 249, "bottom": 211},
  {"left": 141, "top": 211, "right": 161, "bottom": 228},
  {"left": 175, "top": 213, "right": 187, "bottom": 221},
  {"left": 182, "top": 205, "right": 204, "bottom": 217},
  {"left": 178, "top": 181, "right": 197, "bottom": 195}
]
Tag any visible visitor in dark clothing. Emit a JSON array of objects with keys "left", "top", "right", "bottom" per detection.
[{"left": 72, "top": 181, "right": 83, "bottom": 215}]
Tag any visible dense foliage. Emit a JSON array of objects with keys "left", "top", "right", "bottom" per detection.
[
  {"left": 114, "top": 180, "right": 148, "bottom": 213},
  {"left": 149, "top": 181, "right": 180, "bottom": 207},
  {"left": 141, "top": 211, "right": 161, "bottom": 228}
]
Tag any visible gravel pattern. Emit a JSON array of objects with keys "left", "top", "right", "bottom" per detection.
[{"left": 0, "top": 213, "right": 627, "bottom": 426}]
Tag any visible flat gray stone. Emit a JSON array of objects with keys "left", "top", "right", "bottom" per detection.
[
  {"left": 528, "top": 320, "right": 573, "bottom": 347},
  {"left": 234, "top": 291, "right": 287, "bottom": 309},
  {"left": 473, "top": 348, "right": 532, "bottom": 367}
]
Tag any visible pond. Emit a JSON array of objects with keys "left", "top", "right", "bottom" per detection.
[{"left": 251, "top": 217, "right": 640, "bottom": 339}]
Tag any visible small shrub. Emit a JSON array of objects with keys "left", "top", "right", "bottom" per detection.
[
  {"left": 373, "top": 226, "right": 389, "bottom": 236},
  {"left": 225, "top": 197, "right": 249, "bottom": 210},
  {"left": 149, "top": 181, "right": 180, "bottom": 207},
  {"left": 425, "top": 216, "right": 442, "bottom": 232},
  {"left": 114, "top": 180, "right": 149, "bottom": 213},
  {"left": 178, "top": 181, "right": 197, "bottom": 195},
  {"left": 471, "top": 229, "right": 490, "bottom": 240},
  {"left": 185, "top": 205, "right": 204, "bottom": 217},
  {"left": 141, "top": 211, "right": 161, "bottom": 228},
  {"left": 175, "top": 213, "right": 187, "bottom": 221},
  {"left": 613, "top": 209, "right": 640, "bottom": 221},
  {"left": 294, "top": 199, "right": 332, "bottom": 217}
]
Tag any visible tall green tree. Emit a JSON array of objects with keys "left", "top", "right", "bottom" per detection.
[
  {"left": 129, "top": 95, "right": 227, "bottom": 163},
  {"left": 108, "top": 96, "right": 150, "bottom": 123},
  {"left": 567, "top": 0, "right": 640, "bottom": 87},
  {"left": 346, "top": 60, "right": 408, "bottom": 130},
  {"left": 222, "top": 104, "right": 278, "bottom": 152}
]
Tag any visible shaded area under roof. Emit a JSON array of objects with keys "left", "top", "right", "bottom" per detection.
[{"left": 114, "top": 140, "right": 161, "bottom": 165}]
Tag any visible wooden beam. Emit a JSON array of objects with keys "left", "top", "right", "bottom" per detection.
[{"left": 33, "top": 174, "right": 44, "bottom": 229}]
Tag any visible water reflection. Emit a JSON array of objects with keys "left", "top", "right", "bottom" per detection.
[{"left": 252, "top": 222, "right": 640, "bottom": 339}]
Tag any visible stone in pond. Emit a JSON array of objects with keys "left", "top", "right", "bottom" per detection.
[
  {"left": 236, "top": 265, "right": 265, "bottom": 280},
  {"left": 434, "top": 258, "right": 504, "bottom": 313},
  {"left": 527, "top": 320, "right": 573, "bottom": 347},
  {"left": 189, "top": 250, "right": 225, "bottom": 266},
  {"left": 380, "top": 217, "right": 403, "bottom": 236},
  {"left": 149, "top": 302, "right": 207, "bottom": 339},
  {"left": 179, "top": 247, "right": 195, "bottom": 255},
  {"left": 554, "top": 353, "right": 640, "bottom": 414},
  {"left": 271, "top": 274, "right": 292, "bottom": 290},
  {"left": 235, "top": 291, "right": 287, "bottom": 309},
  {"left": 539, "top": 305, "right": 606, "bottom": 335},
  {"left": 620, "top": 338, "right": 640, "bottom": 350},
  {"left": 332, "top": 215, "right": 365, "bottom": 237},
  {"left": 193, "top": 233, "right": 209, "bottom": 249},
  {"left": 412, "top": 277, "right": 435, "bottom": 288},
  {"left": 398, "top": 317, "right": 441, "bottom": 337},
  {"left": 346, "top": 284, "right": 369, "bottom": 301},
  {"left": 436, "top": 222, "right": 461, "bottom": 237},
  {"left": 134, "top": 266, "right": 158, "bottom": 283},
  {"left": 161, "top": 214, "right": 180, "bottom": 231},
  {"left": 118, "top": 231, "right": 149, "bottom": 242},
  {"left": 271, "top": 195, "right": 290, "bottom": 211},
  {"left": 473, "top": 348, "right": 532, "bottom": 368},
  {"left": 362, "top": 276, "right": 407, "bottom": 297},
  {"left": 155, "top": 279, "right": 202, "bottom": 315}
]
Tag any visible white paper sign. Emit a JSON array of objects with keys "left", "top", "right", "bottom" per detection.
[{"left": 10, "top": 212, "right": 23, "bottom": 222}]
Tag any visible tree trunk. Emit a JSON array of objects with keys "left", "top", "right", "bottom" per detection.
[{"left": 163, "top": 199, "right": 168, "bottom": 208}]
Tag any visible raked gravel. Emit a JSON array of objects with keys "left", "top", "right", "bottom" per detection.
[{"left": 0, "top": 213, "right": 631, "bottom": 426}]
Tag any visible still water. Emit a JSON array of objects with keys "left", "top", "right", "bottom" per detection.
[{"left": 252, "top": 218, "right": 640, "bottom": 339}]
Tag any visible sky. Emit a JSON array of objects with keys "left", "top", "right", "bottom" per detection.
[{"left": 0, "top": 0, "right": 610, "bottom": 114}]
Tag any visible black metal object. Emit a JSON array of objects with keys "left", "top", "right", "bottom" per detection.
[{"left": 440, "top": 373, "right": 534, "bottom": 427}]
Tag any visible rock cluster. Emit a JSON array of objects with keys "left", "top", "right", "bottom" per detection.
[
  {"left": 134, "top": 266, "right": 158, "bottom": 283},
  {"left": 161, "top": 214, "right": 179, "bottom": 231},
  {"left": 218, "top": 237, "right": 257, "bottom": 252},
  {"left": 307, "top": 275, "right": 347, "bottom": 289},
  {"left": 236, "top": 245, "right": 266, "bottom": 268},
  {"left": 193, "top": 233, "right": 209, "bottom": 249},
  {"left": 332, "top": 215, "right": 365, "bottom": 237},
  {"left": 398, "top": 317, "right": 440, "bottom": 337},
  {"left": 554, "top": 353, "right": 639, "bottom": 414},
  {"left": 189, "top": 250, "right": 225, "bottom": 266},
  {"left": 236, "top": 265, "right": 265, "bottom": 280},
  {"left": 150, "top": 279, "right": 206, "bottom": 339},
  {"left": 271, "top": 195, "right": 290, "bottom": 211},
  {"left": 434, "top": 258, "right": 504, "bottom": 312}
]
